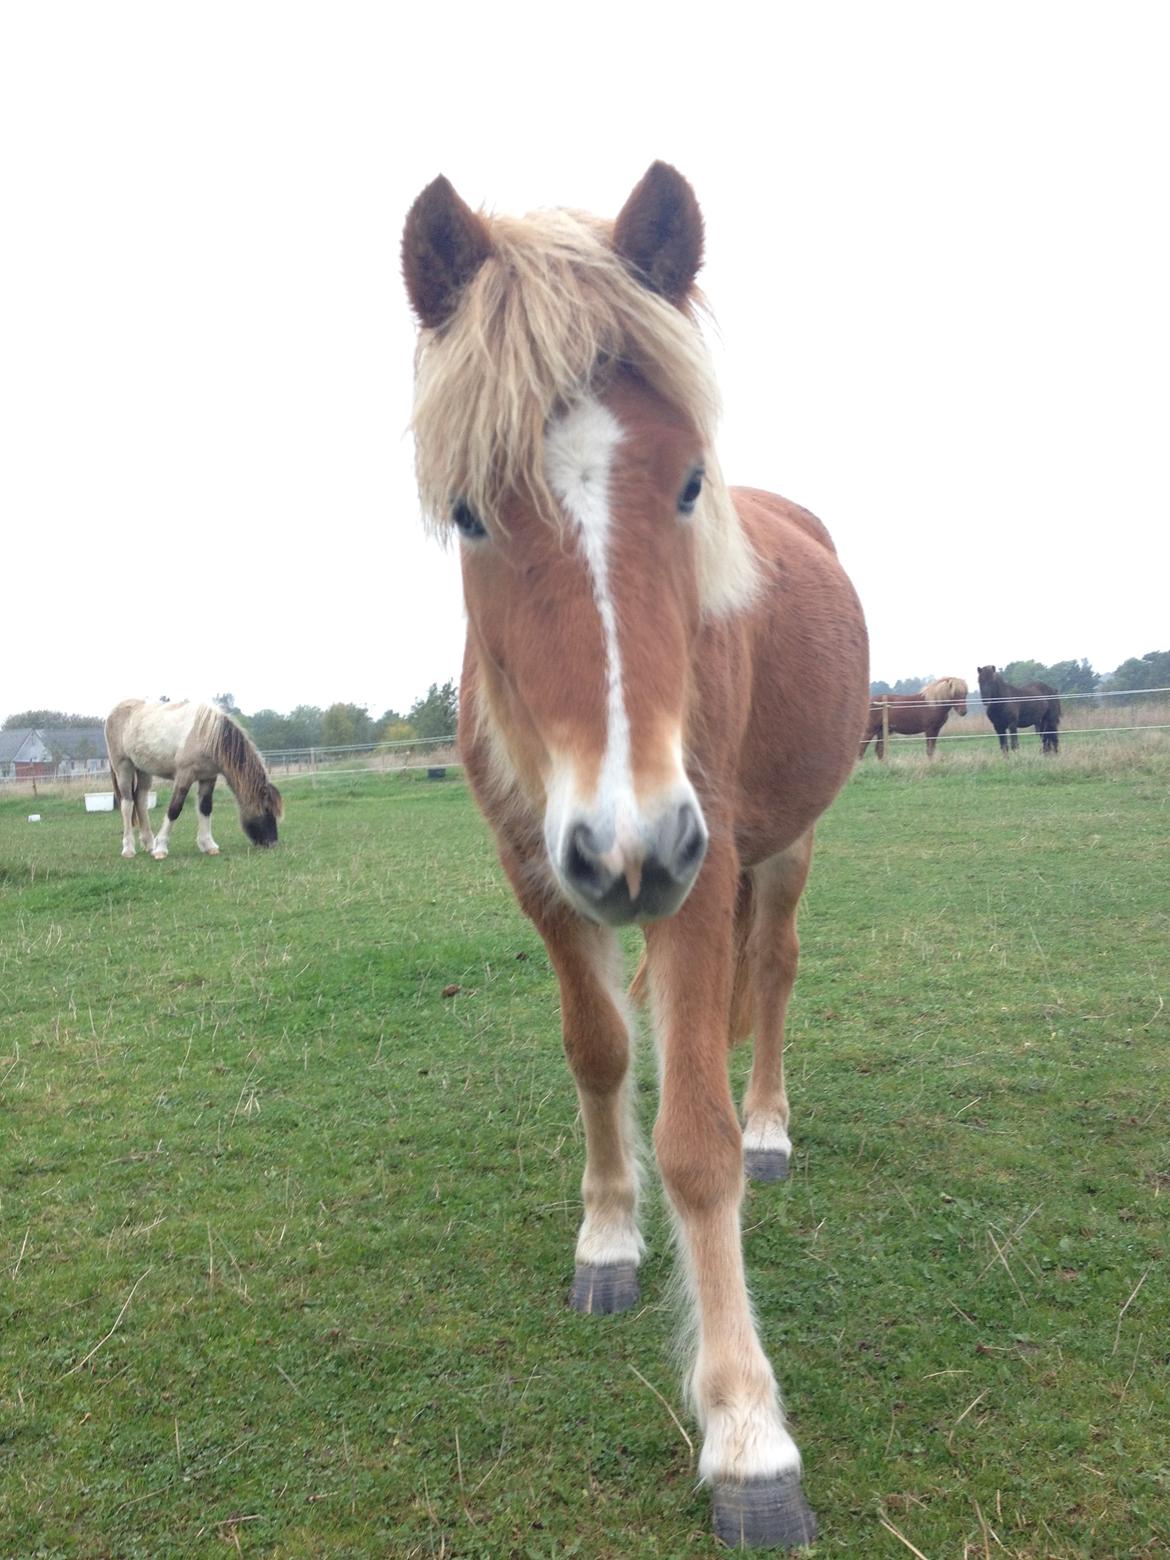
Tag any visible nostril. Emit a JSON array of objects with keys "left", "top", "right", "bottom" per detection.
[
  {"left": 672, "top": 804, "right": 707, "bottom": 878},
  {"left": 566, "top": 823, "right": 607, "bottom": 897}
]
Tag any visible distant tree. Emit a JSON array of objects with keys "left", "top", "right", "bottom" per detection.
[
  {"left": 321, "top": 702, "right": 373, "bottom": 748},
  {"left": 248, "top": 709, "right": 293, "bottom": 752},
  {"left": 282, "top": 705, "right": 324, "bottom": 749},
  {"left": 1001, "top": 660, "right": 1048, "bottom": 687},
  {"left": 1044, "top": 659, "right": 1098, "bottom": 695},
  {"left": 1102, "top": 650, "right": 1170, "bottom": 697},
  {"left": 376, "top": 707, "right": 404, "bottom": 730},
  {"left": 214, "top": 691, "right": 242, "bottom": 716},
  {"left": 379, "top": 718, "right": 415, "bottom": 744},
  {"left": 869, "top": 680, "right": 891, "bottom": 697},
  {"left": 2, "top": 709, "right": 103, "bottom": 729},
  {"left": 408, "top": 680, "right": 458, "bottom": 740}
]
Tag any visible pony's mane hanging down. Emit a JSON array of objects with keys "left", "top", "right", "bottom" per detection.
[
  {"left": 921, "top": 676, "right": 968, "bottom": 705},
  {"left": 194, "top": 705, "right": 282, "bottom": 815},
  {"left": 410, "top": 207, "right": 759, "bottom": 618}
]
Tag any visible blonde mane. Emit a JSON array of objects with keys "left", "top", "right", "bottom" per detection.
[
  {"left": 410, "top": 206, "right": 759, "bottom": 617},
  {"left": 920, "top": 676, "right": 967, "bottom": 706}
]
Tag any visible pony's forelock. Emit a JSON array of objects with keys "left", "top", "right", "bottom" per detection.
[{"left": 410, "top": 206, "right": 759, "bottom": 618}]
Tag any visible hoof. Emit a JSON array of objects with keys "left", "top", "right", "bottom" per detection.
[
  {"left": 151, "top": 850, "right": 168, "bottom": 861},
  {"left": 201, "top": 846, "right": 220, "bottom": 856},
  {"left": 711, "top": 1472, "right": 817, "bottom": 1550},
  {"left": 121, "top": 847, "right": 135, "bottom": 859},
  {"left": 744, "top": 1148, "right": 789, "bottom": 1182},
  {"left": 568, "top": 1262, "right": 639, "bottom": 1314}
]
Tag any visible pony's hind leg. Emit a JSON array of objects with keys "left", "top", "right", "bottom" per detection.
[
  {"left": 114, "top": 760, "right": 139, "bottom": 857},
  {"left": 133, "top": 770, "right": 156, "bottom": 854},
  {"left": 741, "top": 833, "right": 813, "bottom": 1183},
  {"left": 196, "top": 778, "right": 220, "bottom": 854},
  {"left": 647, "top": 844, "right": 815, "bottom": 1549},
  {"left": 152, "top": 771, "right": 193, "bottom": 859}
]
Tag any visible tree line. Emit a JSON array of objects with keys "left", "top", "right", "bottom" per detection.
[
  {"left": 871, "top": 650, "right": 1170, "bottom": 701},
  {"left": 7, "top": 651, "right": 1168, "bottom": 739},
  {"left": 2, "top": 681, "right": 460, "bottom": 752}
]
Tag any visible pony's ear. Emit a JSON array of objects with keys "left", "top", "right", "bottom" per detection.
[
  {"left": 402, "top": 175, "right": 493, "bottom": 329},
  {"left": 613, "top": 162, "right": 704, "bottom": 306}
]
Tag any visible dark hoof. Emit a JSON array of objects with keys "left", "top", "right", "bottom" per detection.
[
  {"left": 568, "top": 1262, "right": 639, "bottom": 1314},
  {"left": 744, "top": 1148, "right": 789, "bottom": 1182},
  {"left": 711, "top": 1472, "right": 817, "bottom": 1550}
]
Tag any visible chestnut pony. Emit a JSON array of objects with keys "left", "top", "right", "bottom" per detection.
[
  {"left": 860, "top": 675, "right": 969, "bottom": 758},
  {"left": 403, "top": 164, "right": 867, "bottom": 1549}
]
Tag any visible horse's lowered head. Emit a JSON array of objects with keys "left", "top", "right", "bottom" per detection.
[
  {"left": 403, "top": 165, "right": 760, "bottom": 927},
  {"left": 240, "top": 778, "right": 283, "bottom": 848}
]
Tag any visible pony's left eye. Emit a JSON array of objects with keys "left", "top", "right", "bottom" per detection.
[
  {"left": 452, "top": 500, "right": 487, "bottom": 539},
  {"left": 678, "top": 469, "right": 704, "bottom": 516}
]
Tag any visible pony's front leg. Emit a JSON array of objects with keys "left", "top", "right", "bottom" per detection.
[
  {"left": 519, "top": 888, "right": 642, "bottom": 1312},
  {"left": 647, "top": 847, "right": 815, "bottom": 1550},
  {"left": 152, "top": 775, "right": 191, "bottom": 859},
  {"left": 196, "top": 778, "right": 220, "bottom": 854},
  {"left": 741, "top": 835, "right": 813, "bottom": 1184}
]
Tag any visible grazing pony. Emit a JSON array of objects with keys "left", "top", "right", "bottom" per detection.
[
  {"left": 402, "top": 165, "right": 868, "bottom": 1548},
  {"left": 860, "top": 675, "right": 968, "bottom": 758},
  {"left": 105, "top": 699, "right": 283, "bottom": 858},
  {"left": 977, "top": 666, "right": 1061, "bottom": 754}
]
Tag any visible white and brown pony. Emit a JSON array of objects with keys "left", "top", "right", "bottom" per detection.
[
  {"left": 105, "top": 699, "right": 282, "bottom": 859},
  {"left": 403, "top": 164, "right": 868, "bottom": 1549},
  {"left": 860, "top": 674, "right": 969, "bottom": 758}
]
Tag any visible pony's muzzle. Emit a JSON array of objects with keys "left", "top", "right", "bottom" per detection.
[{"left": 561, "top": 801, "right": 707, "bottom": 926}]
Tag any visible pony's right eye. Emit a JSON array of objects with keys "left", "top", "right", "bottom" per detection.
[{"left": 452, "top": 500, "right": 487, "bottom": 539}]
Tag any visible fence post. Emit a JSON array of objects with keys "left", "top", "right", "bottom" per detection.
[
  {"left": 310, "top": 747, "right": 317, "bottom": 789},
  {"left": 881, "top": 701, "right": 890, "bottom": 757}
]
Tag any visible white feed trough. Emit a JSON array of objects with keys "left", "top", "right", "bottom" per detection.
[{"left": 85, "top": 791, "right": 157, "bottom": 813}]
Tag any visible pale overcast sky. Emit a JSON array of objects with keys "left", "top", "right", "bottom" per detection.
[{"left": 2, "top": 3, "right": 1166, "bottom": 722}]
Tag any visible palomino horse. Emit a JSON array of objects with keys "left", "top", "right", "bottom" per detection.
[
  {"left": 403, "top": 164, "right": 868, "bottom": 1549},
  {"left": 977, "top": 665, "right": 1062, "bottom": 754},
  {"left": 860, "top": 675, "right": 968, "bottom": 758},
  {"left": 105, "top": 699, "right": 283, "bottom": 858}
]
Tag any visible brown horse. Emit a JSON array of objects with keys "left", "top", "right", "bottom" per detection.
[
  {"left": 860, "top": 675, "right": 968, "bottom": 758},
  {"left": 977, "top": 665, "right": 1062, "bottom": 753},
  {"left": 403, "top": 164, "right": 868, "bottom": 1549}
]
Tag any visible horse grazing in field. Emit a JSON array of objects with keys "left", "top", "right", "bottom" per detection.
[
  {"left": 976, "top": 666, "right": 1061, "bottom": 754},
  {"left": 860, "top": 675, "right": 968, "bottom": 758},
  {"left": 105, "top": 699, "right": 283, "bottom": 858},
  {"left": 403, "top": 163, "right": 868, "bottom": 1548}
]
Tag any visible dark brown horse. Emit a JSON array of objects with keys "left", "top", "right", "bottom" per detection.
[
  {"left": 860, "top": 675, "right": 968, "bottom": 758},
  {"left": 403, "top": 163, "right": 868, "bottom": 1549},
  {"left": 977, "top": 665, "right": 1062, "bottom": 753}
]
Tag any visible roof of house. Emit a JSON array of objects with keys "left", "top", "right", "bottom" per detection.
[
  {"left": 0, "top": 727, "right": 108, "bottom": 760},
  {"left": 0, "top": 730, "right": 34, "bottom": 761},
  {"left": 39, "top": 727, "right": 109, "bottom": 758}
]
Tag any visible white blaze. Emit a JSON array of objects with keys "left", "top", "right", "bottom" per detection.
[{"left": 543, "top": 399, "right": 635, "bottom": 848}]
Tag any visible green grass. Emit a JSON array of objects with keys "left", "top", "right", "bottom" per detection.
[{"left": 1, "top": 760, "right": 1167, "bottom": 1558}]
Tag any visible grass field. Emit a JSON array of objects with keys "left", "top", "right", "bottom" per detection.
[{"left": 2, "top": 750, "right": 1167, "bottom": 1558}]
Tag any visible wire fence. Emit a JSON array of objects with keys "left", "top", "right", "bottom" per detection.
[{"left": 4, "top": 685, "right": 1170, "bottom": 794}]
